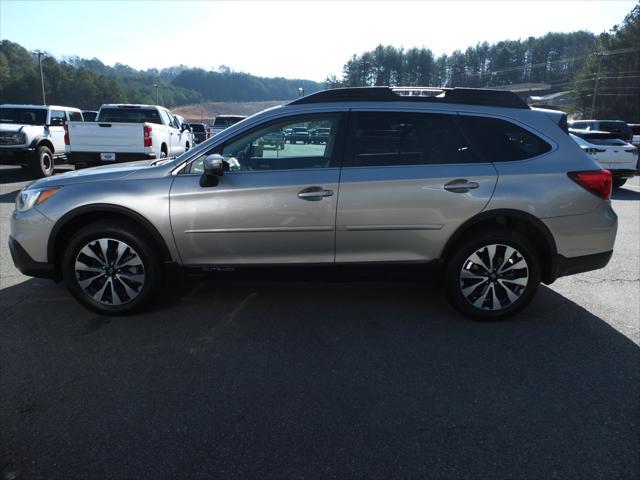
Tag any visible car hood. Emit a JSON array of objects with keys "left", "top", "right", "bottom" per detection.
[
  {"left": 0, "top": 124, "right": 33, "bottom": 133},
  {"left": 25, "top": 160, "right": 170, "bottom": 189}
]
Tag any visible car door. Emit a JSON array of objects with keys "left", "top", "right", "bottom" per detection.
[
  {"left": 48, "top": 109, "right": 67, "bottom": 154},
  {"left": 170, "top": 111, "right": 346, "bottom": 265},
  {"left": 335, "top": 109, "right": 498, "bottom": 263}
]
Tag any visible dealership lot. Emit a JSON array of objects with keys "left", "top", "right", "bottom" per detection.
[{"left": 1, "top": 164, "right": 638, "bottom": 478}]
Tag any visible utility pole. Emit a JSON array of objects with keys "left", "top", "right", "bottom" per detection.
[
  {"left": 591, "top": 53, "right": 602, "bottom": 117},
  {"left": 34, "top": 51, "right": 46, "bottom": 105}
]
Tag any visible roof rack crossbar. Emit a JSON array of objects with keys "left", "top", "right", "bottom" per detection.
[{"left": 289, "top": 86, "right": 529, "bottom": 109}]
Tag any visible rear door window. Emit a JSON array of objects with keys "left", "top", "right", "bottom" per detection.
[
  {"left": 345, "top": 111, "right": 479, "bottom": 167},
  {"left": 68, "top": 111, "right": 83, "bottom": 121},
  {"left": 460, "top": 116, "right": 552, "bottom": 162}
]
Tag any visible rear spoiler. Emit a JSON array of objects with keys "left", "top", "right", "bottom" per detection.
[{"left": 532, "top": 107, "right": 568, "bottom": 134}]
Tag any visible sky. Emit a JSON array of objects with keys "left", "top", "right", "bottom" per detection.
[{"left": 0, "top": 0, "right": 636, "bottom": 81}]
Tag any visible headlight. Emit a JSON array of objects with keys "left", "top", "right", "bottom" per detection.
[
  {"left": 0, "top": 132, "right": 26, "bottom": 144},
  {"left": 15, "top": 187, "right": 61, "bottom": 212}
]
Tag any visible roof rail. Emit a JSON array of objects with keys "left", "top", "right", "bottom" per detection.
[{"left": 289, "top": 86, "right": 529, "bottom": 109}]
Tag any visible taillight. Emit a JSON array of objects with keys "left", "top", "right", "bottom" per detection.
[
  {"left": 143, "top": 124, "right": 152, "bottom": 147},
  {"left": 63, "top": 124, "right": 69, "bottom": 145},
  {"left": 206, "top": 127, "right": 211, "bottom": 139},
  {"left": 568, "top": 170, "right": 612, "bottom": 200}
]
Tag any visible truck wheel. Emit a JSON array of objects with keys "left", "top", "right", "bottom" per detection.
[
  {"left": 612, "top": 178, "right": 627, "bottom": 189},
  {"left": 444, "top": 229, "right": 540, "bottom": 320},
  {"left": 28, "top": 145, "right": 54, "bottom": 178},
  {"left": 160, "top": 145, "right": 168, "bottom": 158},
  {"left": 62, "top": 220, "right": 162, "bottom": 315}
]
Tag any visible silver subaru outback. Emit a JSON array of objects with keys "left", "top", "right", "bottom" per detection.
[{"left": 9, "top": 87, "right": 617, "bottom": 319}]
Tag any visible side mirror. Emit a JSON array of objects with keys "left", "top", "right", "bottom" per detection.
[{"left": 200, "top": 154, "right": 225, "bottom": 187}]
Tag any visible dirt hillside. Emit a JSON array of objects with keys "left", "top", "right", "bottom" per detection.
[{"left": 172, "top": 100, "right": 287, "bottom": 123}]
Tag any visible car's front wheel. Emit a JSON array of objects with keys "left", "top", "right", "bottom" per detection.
[
  {"left": 62, "top": 220, "right": 162, "bottom": 315},
  {"left": 444, "top": 229, "right": 540, "bottom": 320},
  {"left": 28, "top": 145, "right": 54, "bottom": 178}
]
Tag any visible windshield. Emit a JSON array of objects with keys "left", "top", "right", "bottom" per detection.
[
  {"left": 0, "top": 108, "right": 47, "bottom": 125},
  {"left": 98, "top": 108, "right": 162, "bottom": 123}
]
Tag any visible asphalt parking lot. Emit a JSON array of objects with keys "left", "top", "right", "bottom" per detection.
[{"left": 1, "top": 164, "right": 638, "bottom": 479}]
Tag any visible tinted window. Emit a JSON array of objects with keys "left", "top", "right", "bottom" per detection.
[
  {"left": 188, "top": 114, "right": 341, "bottom": 173},
  {"left": 0, "top": 108, "right": 47, "bottom": 125},
  {"left": 68, "top": 111, "right": 83, "bottom": 121},
  {"left": 50, "top": 110, "right": 67, "bottom": 126},
  {"left": 82, "top": 111, "right": 97, "bottom": 121},
  {"left": 347, "top": 112, "right": 478, "bottom": 167},
  {"left": 461, "top": 116, "right": 552, "bottom": 162},
  {"left": 99, "top": 108, "right": 162, "bottom": 124},
  {"left": 599, "top": 122, "right": 632, "bottom": 139},
  {"left": 190, "top": 124, "right": 205, "bottom": 132},
  {"left": 213, "top": 116, "right": 245, "bottom": 127},
  {"left": 570, "top": 121, "right": 591, "bottom": 130},
  {"left": 630, "top": 125, "right": 640, "bottom": 135}
]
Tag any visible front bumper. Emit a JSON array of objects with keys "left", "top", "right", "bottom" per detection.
[
  {"left": 0, "top": 148, "right": 33, "bottom": 164},
  {"left": 8, "top": 236, "right": 57, "bottom": 280}
]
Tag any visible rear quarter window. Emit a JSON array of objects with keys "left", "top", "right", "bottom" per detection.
[{"left": 460, "top": 116, "right": 552, "bottom": 162}]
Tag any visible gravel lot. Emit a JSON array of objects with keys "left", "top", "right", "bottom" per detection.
[{"left": 1, "top": 165, "right": 638, "bottom": 479}]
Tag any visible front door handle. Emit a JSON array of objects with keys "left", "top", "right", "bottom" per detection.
[
  {"left": 298, "top": 187, "right": 334, "bottom": 201},
  {"left": 444, "top": 179, "right": 480, "bottom": 193}
]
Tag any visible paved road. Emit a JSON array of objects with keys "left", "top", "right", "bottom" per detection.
[{"left": 1, "top": 165, "right": 638, "bottom": 479}]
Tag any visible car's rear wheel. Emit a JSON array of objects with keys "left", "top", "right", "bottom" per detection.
[
  {"left": 62, "top": 220, "right": 162, "bottom": 315},
  {"left": 612, "top": 178, "right": 627, "bottom": 189},
  {"left": 28, "top": 145, "right": 54, "bottom": 178},
  {"left": 444, "top": 229, "right": 540, "bottom": 320}
]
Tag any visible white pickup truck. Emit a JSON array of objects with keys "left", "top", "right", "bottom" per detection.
[{"left": 65, "top": 104, "right": 192, "bottom": 167}]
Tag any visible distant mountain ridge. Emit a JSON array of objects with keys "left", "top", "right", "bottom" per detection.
[{"left": 0, "top": 40, "right": 322, "bottom": 108}]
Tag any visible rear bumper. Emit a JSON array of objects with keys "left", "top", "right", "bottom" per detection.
[
  {"left": 67, "top": 151, "right": 156, "bottom": 168},
  {"left": 610, "top": 168, "right": 637, "bottom": 179},
  {"left": 547, "top": 250, "right": 613, "bottom": 283},
  {"left": 8, "top": 236, "right": 57, "bottom": 280}
]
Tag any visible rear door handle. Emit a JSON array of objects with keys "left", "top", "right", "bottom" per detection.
[
  {"left": 298, "top": 187, "right": 334, "bottom": 201},
  {"left": 444, "top": 180, "right": 480, "bottom": 192}
]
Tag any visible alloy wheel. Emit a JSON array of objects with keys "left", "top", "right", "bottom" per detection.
[
  {"left": 74, "top": 238, "right": 145, "bottom": 306},
  {"left": 459, "top": 243, "right": 529, "bottom": 311}
]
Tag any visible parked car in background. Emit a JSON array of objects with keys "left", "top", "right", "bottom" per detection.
[
  {"left": 568, "top": 119, "right": 633, "bottom": 143},
  {"left": 9, "top": 87, "right": 617, "bottom": 320},
  {"left": 628, "top": 123, "right": 640, "bottom": 148},
  {"left": 289, "top": 127, "right": 310, "bottom": 144},
  {"left": 190, "top": 123, "right": 209, "bottom": 144},
  {"left": 0, "top": 104, "right": 84, "bottom": 177},
  {"left": 259, "top": 130, "right": 286, "bottom": 149},
  {"left": 570, "top": 129, "right": 637, "bottom": 188},
  {"left": 65, "top": 104, "right": 190, "bottom": 167},
  {"left": 209, "top": 115, "right": 246, "bottom": 136},
  {"left": 310, "top": 127, "right": 331, "bottom": 144},
  {"left": 82, "top": 110, "right": 98, "bottom": 122}
]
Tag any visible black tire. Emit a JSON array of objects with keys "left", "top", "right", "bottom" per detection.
[
  {"left": 444, "top": 228, "right": 541, "bottom": 320},
  {"left": 612, "top": 178, "right": 627, "bottom": 189},
  {"left": 62, "top": 220, "right": 163, "bottom": 315},
  {"left": 160, "top": 145, "right": 168, "bottom": 158},
  {"left": 28, "top": 145, "right": 54, "bottom": 178},
  {"left": 185, "top": 142, "right": 190, "bottom": 151}
]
